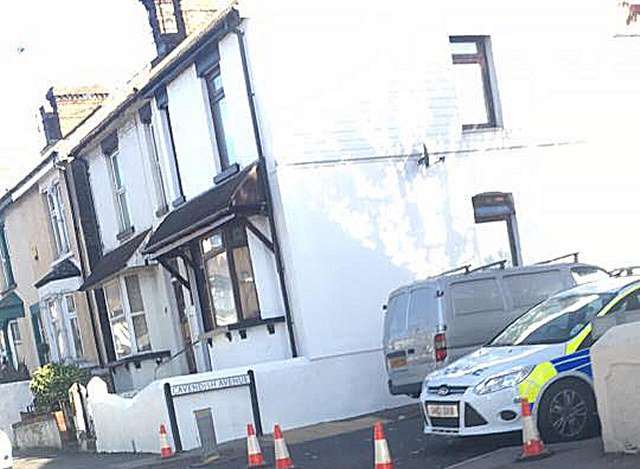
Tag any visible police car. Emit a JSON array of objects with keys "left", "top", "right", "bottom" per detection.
[{"left": 420, "top": 276, "right": 640, "bottom": 442}]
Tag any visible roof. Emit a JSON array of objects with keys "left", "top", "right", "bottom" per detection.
[
  {"left": 79, "top": 230, "right": 150, "bottom": 291},
  {"left": 144, "top": 162, "right": 264, "bottom": 255},
  {"left": 556, "top": 276, "right": 640, "bottom": 297},
  {"left": 34, "top": 259, "right": 81, "bottom": 289},
  {"left": 0, "top": 292, "right": 25, "bottom": 325}
]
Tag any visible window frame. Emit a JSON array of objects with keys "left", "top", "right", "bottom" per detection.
[
  {"left": 200, "top": 222, "right": 261, "bottom": 327},
  {"left": 8, "top": 320, "right": 21, "bottom": 345},
  {"left": 105, "top": 149, "right": 132, "bottom": 235},
  {"left": 143, "top": 118, "right": 169, "bottom": 215},
  {"left": 204, "top": 67, "right": 232, "bottom": 170},
  {"left": 450, "top": 35, "right": 498, "bottom": 131},
  {"left": 104, "top": 275, "right": 152, "bottom": 360},
  {"left": 0, "top": 225, "right": 15, "bottom": 292},
  {"left": 45, "top": 182, "right": 71, "bottom": 257}
]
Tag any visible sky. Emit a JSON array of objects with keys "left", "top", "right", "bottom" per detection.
[{"left": 0, "top": 0, "right": 156, "bottom": 192}]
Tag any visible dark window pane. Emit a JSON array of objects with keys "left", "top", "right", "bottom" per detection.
[{"left": 133, "top": 315, "right": 151, "bottom": 352}]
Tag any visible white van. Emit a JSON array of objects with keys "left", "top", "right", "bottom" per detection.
[{"left": 383, "top": 257, "right": 609, "bottom": 397}]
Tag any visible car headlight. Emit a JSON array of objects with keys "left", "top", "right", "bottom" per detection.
[{"left": 473, "top": 366, "right": 534, "bottom": 395}]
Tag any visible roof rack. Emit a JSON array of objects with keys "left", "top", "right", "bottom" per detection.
[
  {"left": 433, "top": 264, "right": 472, "bottom": 277},
  {"left": 467, "top": 260, "right": 508, "bottom": 274},
  {"left": 609, "top": 266, "right": 640, "bottom": 277},
  {"left": 535, "top": 252, "right": 579, "bottom": 265}
]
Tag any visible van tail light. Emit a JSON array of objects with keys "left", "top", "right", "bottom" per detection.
[{"left": 434, "top": 333, "right": 447, "bottom": 363}]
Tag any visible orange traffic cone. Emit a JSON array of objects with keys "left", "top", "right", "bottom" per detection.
[
  {"left": 159, "top": 424, "right": 173, "bottom": 459},
  {"left": 373, "top": 422, "right": 394, "bottom": 469},
  {"left": 518, "top": 398, "right": 551, "bottom": 461},
  {"left": 274, "top": 424, "right": 295, "bottom": 469},
  {"left": 247, "top": 423, "right": 267, "bottom": 468}
]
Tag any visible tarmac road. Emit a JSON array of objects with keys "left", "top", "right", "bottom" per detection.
[{"left": 13, "top": 405, "right": 523, "bottom": 469}]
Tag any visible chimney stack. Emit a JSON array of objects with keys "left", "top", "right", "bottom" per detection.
[
  {"left": 39, "top": 86, "right": 109, "bottom": 148},
  {"left": 139, "top": 0, "right": 223, "bottom": 60}
]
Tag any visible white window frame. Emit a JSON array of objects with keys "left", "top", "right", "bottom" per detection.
[
  {"left": 106, "top": 150, "right": 132, "bottom": 234},
  {"left": 65, "top": 294, "right": 84, "bottom": 360},
  {"left": 41, "top": 293, "right": 83, "bottom": 363},
  {"left": 45, "top": 182, "right": 71, "bottom": 257},
  {"left": 143, "top": 119, "right": 169, "bottom": 214},
  {"left": 104, "top": 275, "right": 152, "bottom": 359},
  {"left": 0, "top": 226, "right": 15, "bottom": 291},
  {"left": 8, "top": 320, "right": 21, "bottom": 345}
]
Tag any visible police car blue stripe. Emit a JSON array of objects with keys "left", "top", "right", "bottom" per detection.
[
  {"left": 554, "top": 356, "right": 591, "bottom": 373},
  {"left": 550, "top": 349, "right": 590, "bottom": 365},
  {"left": 575, "top": 363, "right": 593, "bottom": 378}
]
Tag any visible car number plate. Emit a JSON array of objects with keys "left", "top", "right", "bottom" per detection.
[
  {"left": 388, "top": 356, "right": 407, "bottom": 369},
  {"left": 427, "top": 404, "right": 458, "bottom": 418}
]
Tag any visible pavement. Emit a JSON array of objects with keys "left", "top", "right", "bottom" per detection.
[
  {"left": 446, "top": 438, "right": 640, "bottom": 469},
  {"left": 12, "top": 404, "right": 522, "bottom": 469}
]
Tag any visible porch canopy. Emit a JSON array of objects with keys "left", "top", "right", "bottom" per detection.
[
  {"left": 79, "top": 229, "right": 150, "bottom": 291},
  {"left": 143, "top": 162, "right": 266, "bottom": 258},
  {"left": 34, "top": 259, "right": 81, "bottom": 289},
  {"left": 0, "top": 291, "right": 25, "bottom": 324}
]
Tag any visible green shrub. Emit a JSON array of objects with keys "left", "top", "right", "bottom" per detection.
[{"left": 29, "top": 363, "right": 90, "bottom": 411}]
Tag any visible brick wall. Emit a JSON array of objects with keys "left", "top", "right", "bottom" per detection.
[
  {"left": 49, "top": 86, "right": 109, "bottom": 137},
  {"left": 180, "top": 0, "right": 220, "bottom": 36}
]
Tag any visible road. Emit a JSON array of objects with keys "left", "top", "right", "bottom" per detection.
[{"left": 13, "top": 405, "right": 522, "bottom": 469}]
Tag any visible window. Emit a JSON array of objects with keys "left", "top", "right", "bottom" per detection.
[
  {"left": 143, "top": 119, "right": 168, "bottom": 214},
  {"left": 571, "top": 266, "right": 609, "bottom": 285},
  {"left": 106, "top": 150, "right": 132, "bottom": 234},
  {"left": 65, "top": 295, "right": 84, "bottom": 359},
  {"left": 0, "top": 226, "right": 14, "bottom": 291},
  {"left": 450, "top": 36, "right": 499, "bottom": 130},
  {"left": 202, "top": 223, "right": 260, "bottom": 326},
  {"left": 47, "top": 297, "right": 70, "bottom": 361},
  {"left": 9, "top": 320, "right": 20, "bottom": 344},
  {"left": 104, "top": 275, "right": 151, "bottom": 359},
  {"left": 204, "top": 68, "right": 236, "bottom": 169},
  {"left": 451, "top": 278, "right": 503, "bottom": 315},
  {"left": 124, "top": 275, "right": 151, "bottom": 353},
  {"left": 45, "top": 182, "right": 71, "bottom": 257},
  {"left": 503, "top": 271, "right": 567, "bottom": 308},
  {"left": 155, "top": 0, "right": 179, "bottom": 34}
]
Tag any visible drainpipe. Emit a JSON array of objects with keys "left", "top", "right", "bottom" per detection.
[
  {"left": 234, "top": 28, "right": 299, "bottom": 358},
  {"left": 62, "top": 158, "right": 105, "bottom": 367}
]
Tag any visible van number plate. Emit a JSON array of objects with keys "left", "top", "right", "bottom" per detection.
[
  {"left": 388, "top": 356, "right": 407, "bottom": 369},
  {"left": 427, "top": 404, "right": 458, "bottom": 418}
]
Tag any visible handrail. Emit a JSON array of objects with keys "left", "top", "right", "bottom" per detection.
[{"left": 467, "top": 260, "right": 507, "bottom": 274}]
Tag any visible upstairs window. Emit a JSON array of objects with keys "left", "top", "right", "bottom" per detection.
[
  {"left": 450, "top": 36, "right": 499, "bottom": 130},
  {"left": 204, "top": 68, "right": 236, "bottom": 170},
  {"left": 45, "top": 182, "right": 71, "bottom": 257},
  {"left": 201, "top": 223, "right": 260, "bottom": 326},
  {"left": 0, "top": 226, "right": 15, "bottom": 291},
  {"left": 106, "top": 149, "right": 132, "bottom": 235},
  {"left": 145, "top": 119, "right": 169, "bottom": 214}
]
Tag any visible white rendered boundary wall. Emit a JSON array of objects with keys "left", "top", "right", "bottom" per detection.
[
  {"left": 88, "top": 350, "right": 409, "bottom": 453},
  {"left": 0, "top": 380, "right": 33, "bottom": 445}
]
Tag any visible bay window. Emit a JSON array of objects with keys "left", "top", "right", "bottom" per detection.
[
  {"left": 104, "top": 275, "right": 151, "bottom": 359},
  {"left": 66, "top": 295, "right": 84, "bottom": 359},
  {"left": 202, "top": 223, "right": 260, "bottom": 327}
]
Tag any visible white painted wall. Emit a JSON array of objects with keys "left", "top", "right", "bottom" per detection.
[
  {"left": 89, "top": 352, "right": 408, "bottom": 453},
  {"left": 235, "top": 0, "right": 640, "bottom": 361},
  {"left": 166, "top": 65, "right": 219, "bottom": 200},
  {"left": 0, "top": 380, "right": 33, "bottom": 445}
]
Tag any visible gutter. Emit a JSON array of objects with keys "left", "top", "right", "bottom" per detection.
[{"left": 234, "top": 28, "right": 299, "bottom": 358}]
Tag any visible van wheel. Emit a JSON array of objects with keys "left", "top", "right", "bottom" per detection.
[{"left": 538, "top": 379, "right": 599, "bottom": 443}]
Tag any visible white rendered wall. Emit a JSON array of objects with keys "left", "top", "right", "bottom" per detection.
[
  {"left": 236, "top": 0, "right": 640, "bottom": 360},
  {"left": 89, "top": 352, "right": 408, "bottom": 453},
  {"left": 84, "top": 114, "right": 156, "bottom": 252},
  {"left": 166, "top": 65, "right": 219, "bottom": 200},
  {"left": 0, "top": 380, "right": 32, "bottom": 445}
]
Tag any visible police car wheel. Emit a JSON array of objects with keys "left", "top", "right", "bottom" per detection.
[{"left": 538, "top": 379, "right": 598, "bottom": 443}]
